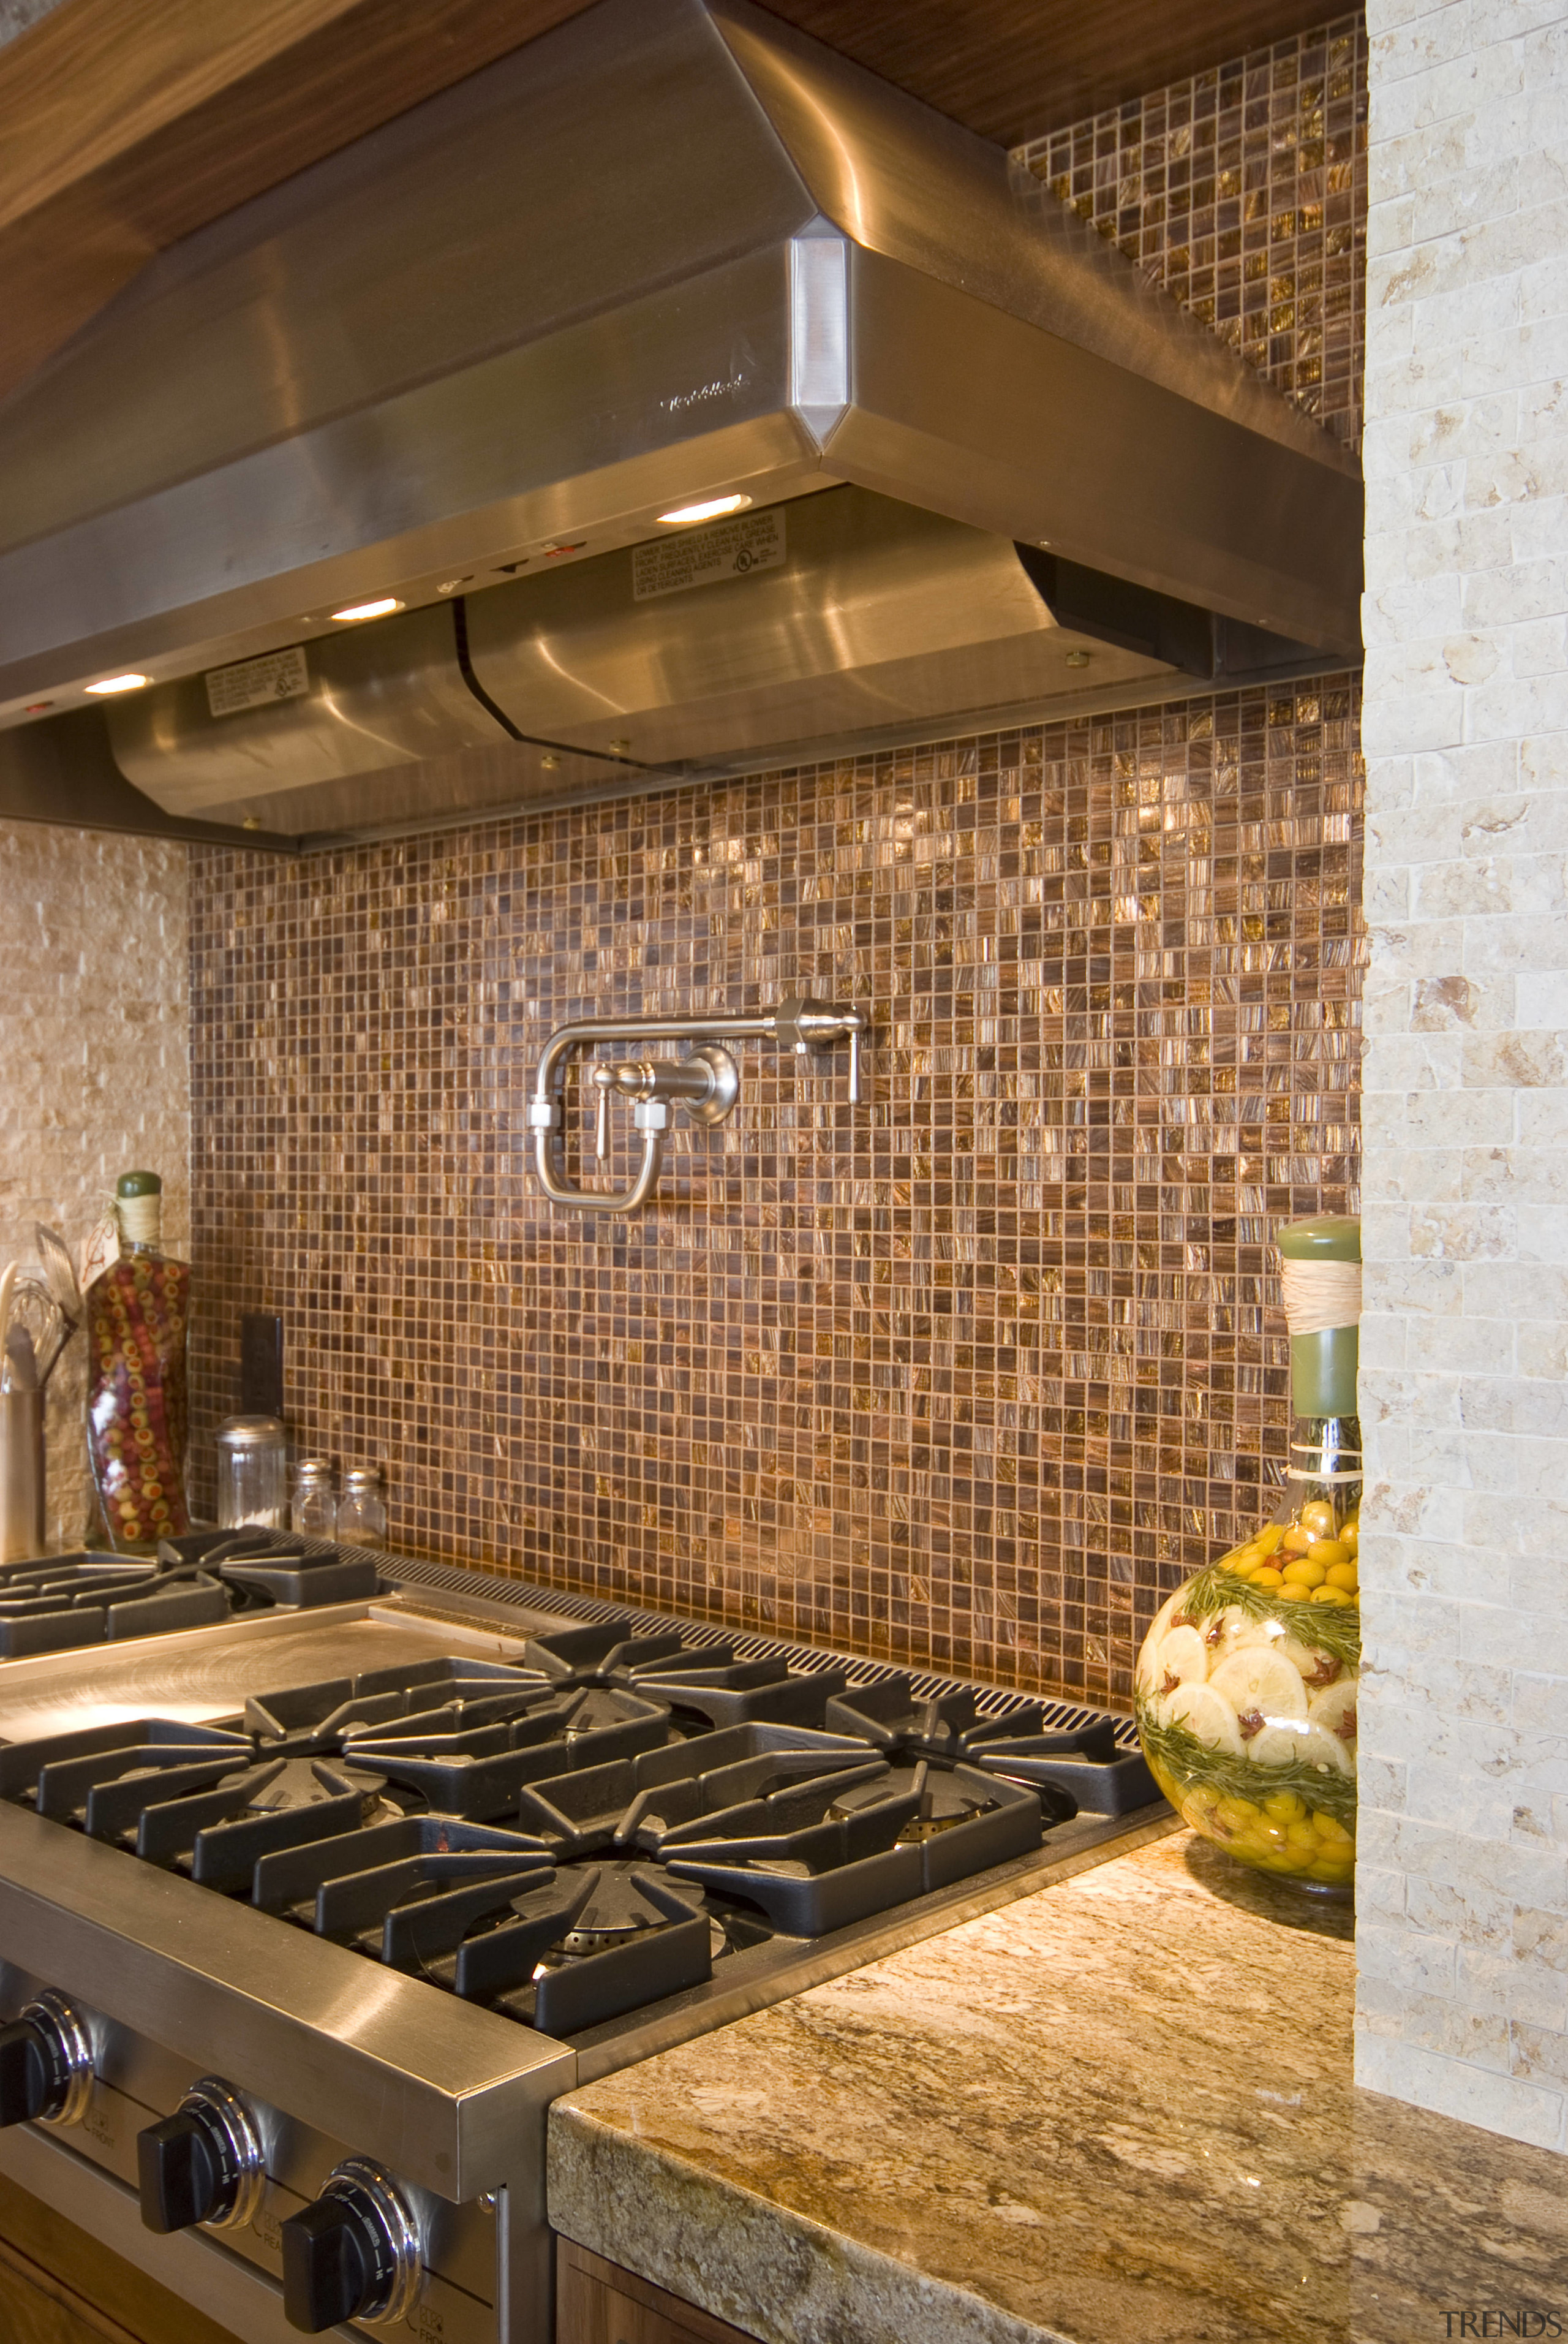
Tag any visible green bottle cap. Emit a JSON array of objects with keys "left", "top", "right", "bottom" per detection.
[
  {"left": 1277, "top": 1214, "right": 1360, "bottom": 1263},
  {"left": 116, "top": 1171, "right": 163, "bottom": 1198}
]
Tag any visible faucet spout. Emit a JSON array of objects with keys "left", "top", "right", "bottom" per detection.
[{"left": 526, "top": 997, "right": 867, "bottom": 1214}]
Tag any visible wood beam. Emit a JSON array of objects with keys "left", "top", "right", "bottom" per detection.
[
  {"left": 769, "top": 0, "right": 1352, "bottom": 148},
  {"left": 0, "top": 0, "right": 593, "bottom": 404}
]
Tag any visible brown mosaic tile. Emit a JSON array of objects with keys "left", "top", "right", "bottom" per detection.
[
  {"left": 189, "top": 679, "right": 1363, "bottom": 1711},
  {"left": 187, "top": 20, "right": 1368, "bottom": 1712},
  {"left": 1016, "top": 15, "right": 1367, "bottom": 449}
]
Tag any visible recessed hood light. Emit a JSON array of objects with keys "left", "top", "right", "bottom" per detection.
[
  {"left": 85, "top": 673, "right": 151, "bottom": 695},
  {"left": 656, "top": 494, "right": 752, "bottom": 526},
  {"left": 330, "top": 597, "right": 403, "bottom": 622}
]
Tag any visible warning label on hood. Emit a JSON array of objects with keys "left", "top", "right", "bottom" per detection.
[
  {"left": 632, "top": 508, "right": 785, "bottom": 601},
  {"left": 206, "top": 643, "right": 310, "bottom": 719}
]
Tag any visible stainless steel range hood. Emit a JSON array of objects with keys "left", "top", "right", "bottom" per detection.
[{"left": 0, "top": 0, "right": 1362, "bottom": 848}]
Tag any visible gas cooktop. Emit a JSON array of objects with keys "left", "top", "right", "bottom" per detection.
[{"left": 0, "top": 1614, "right": 1153, "bottom": 2045}]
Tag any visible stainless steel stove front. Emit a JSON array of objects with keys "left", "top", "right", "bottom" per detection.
[{"left": 0, "top": 1586, "right": 1169, "bottom": 2342}]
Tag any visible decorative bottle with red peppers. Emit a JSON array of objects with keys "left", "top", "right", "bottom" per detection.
[{"left": 86, "top": 1171, "right": 191, "bottom": 1551}]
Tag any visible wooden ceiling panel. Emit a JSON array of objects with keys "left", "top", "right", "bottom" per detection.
[{"left": 768, "top": 0, "right": 1351, "bottom": 148}]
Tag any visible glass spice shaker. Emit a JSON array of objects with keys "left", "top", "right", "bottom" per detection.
[
  {"left": 290, "top": 1456, "right": 337, "bottom": 1540},
  {"left": 337, "top": 1465, "right": 388, "bottom": 1549},
  {"left": 215, "top": 1416, "right": 287, "bottom": 1532}
]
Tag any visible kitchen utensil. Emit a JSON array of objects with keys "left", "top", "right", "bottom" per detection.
[
  {"left": 3, "top": 1323, "right": 37, "bottom": 1393},
  {"left": 0, "top": 1386, "right": 44, "bottom": 1562},
  {"left": 32, "top": 1222, "right": 81, "bottom": 1325},
  {"left": 5, "top": 1279, "right": 67, "bottom": 1390}
]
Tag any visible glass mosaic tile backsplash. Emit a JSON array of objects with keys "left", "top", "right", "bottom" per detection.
[{"left": 189, "top": 19, "right": 1367, "bottom": 1709}]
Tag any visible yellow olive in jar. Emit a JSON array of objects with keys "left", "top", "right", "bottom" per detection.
[
  {"left": 1252, "top": 1567, "right": 1286, "bottom": 1589},
  {"left": 1281, "top": 1525, "right": 1313, "bottom": 1555},
  {"left": 1307, "top": 1538, "right": 1350, "bottom": 1570},
  {"left": 1300, "top": 1499, "right": 1337, "bottom": 1540},
  {"left": 1310, "top": 1584, "right": 1352, "bottom": 1606},
  {"left": 1325, "top": 1562, "right": 1359, "bottom": 1592},
  {"left": 1281, "top": 1557, "right": 1327, "bottom": 1589},
  {"left": 1263, "top": 1790, "right": 1307, "bottom": 1824},
  {"left": 1312, "top": 1813, "right": 1353, "bottom": 1845},
  {"left": 1340, "top": 1516, "right": 1359, "bottom": 1556}
]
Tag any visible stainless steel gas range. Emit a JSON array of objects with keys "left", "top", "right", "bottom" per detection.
[{"left": 0, "top": 1546, "right": 1164, "bottom": 2343}]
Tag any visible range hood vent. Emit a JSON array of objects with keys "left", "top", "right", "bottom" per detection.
[{"left": 0, "top": 0, "right": 1362, "bottom": 847}]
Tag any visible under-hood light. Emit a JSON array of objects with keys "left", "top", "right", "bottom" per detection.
[
  {"left": 656, "top": 494, "right": 752, "bottom": 526},
  {"left": 330, "top": 597, "right": 403, "bottom": 622},
  {"left": 85, "top": 673, "right": 150, "bottom": 695}
]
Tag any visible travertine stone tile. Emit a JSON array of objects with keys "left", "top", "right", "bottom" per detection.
[
  {"left": 1360, "top": 0, "right": 1568, "bottom": 2153},
  {"left": 0, "top": 822, "right": 189, "bottom": 1546}
]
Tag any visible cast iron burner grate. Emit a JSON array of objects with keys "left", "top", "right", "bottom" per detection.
[
  {"left": 0, "top": 1530, "right": 382, "bottom": 1662},
  {"left": 519, "top": 1622, "right": 850, "bottom": 1731},
  {"left": 825, "top": 1674, "right": 1158, "bottom": 1818}
]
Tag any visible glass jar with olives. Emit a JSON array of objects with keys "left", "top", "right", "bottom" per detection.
[{"left": 1135, "top": 1216, "right": 1361, "bottom": 1897}]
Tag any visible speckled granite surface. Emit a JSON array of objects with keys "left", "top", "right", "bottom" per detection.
[{"left": 549, "top": 1833, "right": 1568, "bottom": 2344}]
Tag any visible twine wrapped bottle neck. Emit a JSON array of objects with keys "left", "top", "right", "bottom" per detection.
[
  {"left": 116, "top": 1192, "right": 162, "bottom": 1252},
  {"left": 1280, "top": 1255, "right": 1362, "bottom": 1338}
]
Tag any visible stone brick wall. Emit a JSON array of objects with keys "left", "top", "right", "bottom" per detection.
[
  {"left": 1359, "top": 1, "right": 1568, "bottom": 2152},
  {"left": 0, "top": 825, "right": 189, "bottom": 1545}
]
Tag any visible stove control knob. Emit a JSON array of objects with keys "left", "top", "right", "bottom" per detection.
[
  {"left": 137, "top": 2077, "right": 265, "bottom": 2234},
  {"left": 281, "top": 2158, "right": 421, "bottom": 2332},
  {"left": 0, "top": 1991, "right": 94, "bottom": 2128}
]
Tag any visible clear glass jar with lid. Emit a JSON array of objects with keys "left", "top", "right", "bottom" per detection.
[
  {"left": 215, "top": 1416, "right": 287, "bottom": 1532},
  {"left": 336, "top": 1465, "right": 387, "bottom": 1549},
  {"left": 290, "top": 1456, "right": 337, "bottom": 1540}
]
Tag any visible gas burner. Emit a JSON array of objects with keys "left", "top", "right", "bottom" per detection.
[
  {"left": 0, "top": 1530, "right": 388, "bottom": 1662},
  {"left": 0, "top": 1592, "right": 1167, "bottom": 2058},
  {"left": 484, "top": 1861, "right": 714, "bottom": 2036},
  {"left": 0, "top": 1554, "right": 230, "bottom": 1657},
  {"left": 160, "top": 1529, "right": 383, "bottom": 1609},
  {"left": 345, "top": 1684, "right": 677, "bottom": 1821},
  {"left": 662, "top": 1756, "right": 1043, "bottom": 1925},
  {"left": 246, "top": 1657, "right": 556, "bottom": 1754},
  {"left": 831, "top": 1764, "right": 989, "bottom": 1839},
  {"left": 238, "top": 1754, "right": 402, "bottom": 1832},
  {"left": 824, "top": 1676, "right": 1158, "bottom": 1818},
  {"left": 550, "top": 1858, "right": 692, "bottom": 1954},
  {"left": 520, "top": 1622, "right": 848, "bottom": 1730},
  {"left": 519, "top": 1622, "right": 739, "bottom": 1690}
]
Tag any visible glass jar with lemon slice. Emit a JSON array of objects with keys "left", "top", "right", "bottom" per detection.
[{"left": 1135, "top": 1215, "right": 1361, "bottom": 1897}]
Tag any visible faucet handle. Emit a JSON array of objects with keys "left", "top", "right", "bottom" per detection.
[
  {"left": 772, "top": 996, "right": 865, "bottom": 1105},
  {"left": 591, "top": 1064, "right": 613, "bottom": 1160}
]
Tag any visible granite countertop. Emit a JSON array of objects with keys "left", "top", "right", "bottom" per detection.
[{"left": 549, "top": 1831, "right": 1568, "bottom": 2344}]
